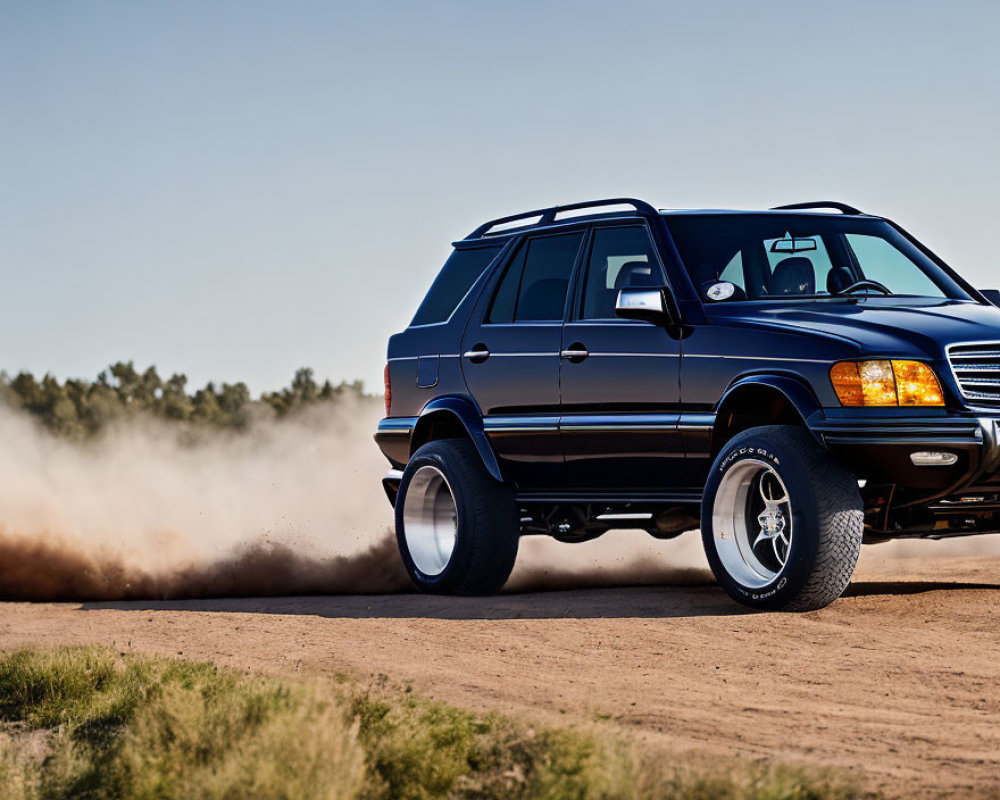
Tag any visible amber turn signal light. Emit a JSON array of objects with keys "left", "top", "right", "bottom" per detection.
[{"left": 830, "top": 360, "right": 944, "bottom": 407}]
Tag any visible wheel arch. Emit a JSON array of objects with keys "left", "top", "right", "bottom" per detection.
[
  {"left": 410, "top": 396, "right": 504, "bottom": 483},
  {"left": 711, "top": 375, "right": 824, "bottom": 457}
]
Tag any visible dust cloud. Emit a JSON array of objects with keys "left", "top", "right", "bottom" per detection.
[
  {"left": 1, "top": 395, "right": 996, "bottom": 603},
  {"left": 506, "top": 532, "right": 713, "bottom": 592},
  {"left": 856, "top": 529, "right": 1000, "bottom": 578},
  {"left": 0, "top": 396, "right": 711, "bottom": 603},
  {"left": 0, "top": 398, "right": 408, "bottom": 601}
]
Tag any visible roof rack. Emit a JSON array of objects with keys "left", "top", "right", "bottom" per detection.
[
  {"left": 467, "top": 197, "right": 658, "bottom": 239},
  {"left": 770, "top": 201, "right": 864, "bottom": 215}
]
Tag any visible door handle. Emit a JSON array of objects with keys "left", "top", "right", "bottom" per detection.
[
  {"left": 463, "top": 344, "right": 491, "bottom": 363},
  {"left": 560, "top": 343, "right": 589, "bottom": 362}
]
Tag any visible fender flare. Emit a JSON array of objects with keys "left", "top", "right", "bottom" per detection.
[
  {"left": 713, "top": 374, "right": 824, "bottom": 448},
  {"left": 411, "top": 396, "right": 505, "bottom": 483}
]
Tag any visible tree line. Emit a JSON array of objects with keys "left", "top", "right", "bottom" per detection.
[{"left": 0, "top": 362, "right": 366, "bottom": 438}]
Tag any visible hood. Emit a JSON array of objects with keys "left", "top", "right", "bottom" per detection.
[{"left": 707, "top": 299, "right": 1000, "bottom": 359}]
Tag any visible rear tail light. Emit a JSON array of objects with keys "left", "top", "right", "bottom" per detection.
[{"left": 384, "top": 364, "right": 392, "bottom": 416}]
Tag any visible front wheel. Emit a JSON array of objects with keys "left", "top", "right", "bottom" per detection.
[
  {"left": 395, "top": 439, "right": 519, "bottom": 595},
  {"left": 701, "top": 425, "right": 862, "bottom": 611}
]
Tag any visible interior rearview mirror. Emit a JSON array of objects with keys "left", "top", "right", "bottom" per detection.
[
  {"left": 980, "top": 289, "right": 1000, "bottom": 307},
  {"left": 770, "top": 237, "right": 817, "bottom": 254},
  {"left": 615, "top": 287, "right": 676, "bottom": 327}
]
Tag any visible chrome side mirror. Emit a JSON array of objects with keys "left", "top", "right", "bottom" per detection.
[{"left": 615, "top": 287, "right": 676, "bottom": 327}]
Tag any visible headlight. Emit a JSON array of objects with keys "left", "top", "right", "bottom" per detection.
[{"left": 830, "top": 360, "right": 945, "bottom": 407}]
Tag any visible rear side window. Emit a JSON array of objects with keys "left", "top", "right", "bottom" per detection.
[
  {"left": 411, "top": 245, "right": 503, "bottom": 326},
  {"left": 487, "top": 232, "right": 584, "bottom": 323}
]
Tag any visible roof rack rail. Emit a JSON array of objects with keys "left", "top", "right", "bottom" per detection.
[
  {"left": 467, "top": 197, "right": 658, "bottom": 239},
  {"left": 770, "top": 201, "right": 864, "bottom": 215}
]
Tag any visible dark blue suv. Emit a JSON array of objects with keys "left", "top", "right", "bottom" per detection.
[{"left": 375, "top": 198, "right": 1000, "bottom": 610}]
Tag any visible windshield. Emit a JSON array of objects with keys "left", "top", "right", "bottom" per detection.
[{"left": 663, "top": 213, "right": 969, "bottom": 303}]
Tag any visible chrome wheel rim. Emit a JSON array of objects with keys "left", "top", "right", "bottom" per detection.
[
  {"left": 402, "top": 465, "right": 458, "bottom": 576},
  {"left": 712, "top": 459, "right": 792, "bottom": 588}
]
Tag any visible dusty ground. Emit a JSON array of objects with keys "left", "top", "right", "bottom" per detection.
[{"left": 0, "top": 536, "right": 997, "bottom": 799}]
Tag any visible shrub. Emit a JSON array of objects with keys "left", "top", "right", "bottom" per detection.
[
  {"left": 0, "top": 648, "right": 867, "bottom": 800},
  {"left": 0, "top": 647, "right": 363, "bottom": 800}
]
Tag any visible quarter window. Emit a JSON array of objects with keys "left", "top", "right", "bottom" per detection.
[
  {"left": 411, "top": 244, "right": 503, "bottom": 326},
  {"left": 718, "top": 252, "right": 746, "bottom": 291},
  {"left": 487, "top": 232, "right": 584, "bottom": 323},
  {"left": 580, "top": 227, "right": 664, "bottom": 320}
]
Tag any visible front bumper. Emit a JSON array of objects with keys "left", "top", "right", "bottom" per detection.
[
  {"left": 814, "top": 413, "right": 997, "bottom": 491},
  {"left": 812, "top": 411, "right": 1000, "bottom": 537}
]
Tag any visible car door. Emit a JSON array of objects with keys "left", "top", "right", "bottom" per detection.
[
  {"left": 460, "top": 229, "right": 585, "bottom": 488},
  {"left": 559, "top": 224, "right": 688, "bottom": 492}
]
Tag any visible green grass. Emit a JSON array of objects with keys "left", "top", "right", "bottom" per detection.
[
  {"left": 0, "top": 647, "right": 869, "bottom": 800},
  {"left": 0, "top": 648, "right": 362, "bottom": 799}
]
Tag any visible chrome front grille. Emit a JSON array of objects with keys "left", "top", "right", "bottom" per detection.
[{"left": 947, "top": 342, "right": 1000, "bottom": 407}]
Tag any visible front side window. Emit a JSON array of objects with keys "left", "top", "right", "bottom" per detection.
[
  {"left": 665, "top": 214, "right": 960, "bottom": 302},
  {"left": 580, "top": 226, "right": 664, "bottom": 319},
  {"left": 486, "top": 232, "right": 584, "bottom": 323}
]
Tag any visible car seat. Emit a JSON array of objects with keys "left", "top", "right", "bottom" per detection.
[
  {"left": 614, "top": 260, "right": 660, "bottom": 290},
  {"left": 771, "top": 257, "right": 815, "bottom": 295}
]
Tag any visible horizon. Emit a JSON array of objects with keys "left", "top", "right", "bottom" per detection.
[{"left": 0, "top": 359, "right": 373, "bottom": 397}]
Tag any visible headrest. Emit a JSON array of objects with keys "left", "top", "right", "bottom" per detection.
[
  {"left": 771, "top": 257, "right": 815, "bottom": 295},
  {"left": 614, "top": 260, "right": 658, "bottom": 290},
  {"left": 826, "top": 266, "right": 854, "bottom": 294}
]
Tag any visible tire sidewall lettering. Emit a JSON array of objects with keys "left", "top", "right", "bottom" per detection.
[{"left": 719, "top": 445, "right": 780, "bottom": 474}]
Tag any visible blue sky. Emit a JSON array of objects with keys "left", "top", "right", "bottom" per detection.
[{"left": 2, "top": 1, "right": 999, "bottom": 392}]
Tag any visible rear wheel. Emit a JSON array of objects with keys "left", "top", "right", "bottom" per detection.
[
  {"left": 701, "top": 425, "right": 862, "bottom": 611},
  {"left": 396, "top": 439, "right": 519, "bottom": 595}
]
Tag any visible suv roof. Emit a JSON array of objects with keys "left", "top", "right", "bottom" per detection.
[{"left": 462, "top": 198, "right": 872, "bottom": 243}]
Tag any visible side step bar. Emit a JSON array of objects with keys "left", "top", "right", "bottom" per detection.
[{"left": 514, "top": 490, "right": 703, "bottom": 505}]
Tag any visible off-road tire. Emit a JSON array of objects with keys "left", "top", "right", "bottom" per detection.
[
  {"left": 701, "top": 425, "right": 863, "bottom": 611},
  {"left": 396, "top": 439, "right": 519, "bottom": 595}
]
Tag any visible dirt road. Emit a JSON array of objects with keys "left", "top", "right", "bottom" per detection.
[{"left": 0, "top": 537, "right": 997, "bottom": 798}]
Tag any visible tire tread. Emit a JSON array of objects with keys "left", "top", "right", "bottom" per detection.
[{"left": 773, "top": 427, "right": 863, "bottom": 611}]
